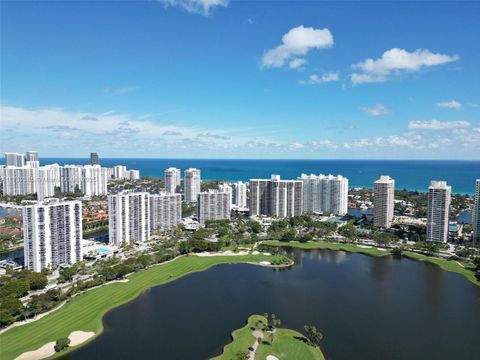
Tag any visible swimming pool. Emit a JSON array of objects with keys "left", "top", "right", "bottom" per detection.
[{"left": 97, "top": 248, "right": 110, "bottom": 254}]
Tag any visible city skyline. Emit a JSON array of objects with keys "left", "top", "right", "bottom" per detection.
[{"left": 1, "top": 1, "right": 479, "bottom": 159}]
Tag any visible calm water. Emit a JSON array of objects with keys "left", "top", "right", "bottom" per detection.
[
  {"left": 64, "top": 249, "right": 480, "bottom": 360},
  {"left": 7, "top": 158, "right": 478, "bottom": 194}
]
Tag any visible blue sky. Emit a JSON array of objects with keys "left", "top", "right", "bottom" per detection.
[{"left": 1, "top": 0, "right": 479, "bottom": 159}]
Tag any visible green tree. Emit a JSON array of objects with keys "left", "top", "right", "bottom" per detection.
[
  {"left": 236, "top": 350, "right": 249, "bottom": 360},
  {"left": 27, "top": 272, "right": 48, "bottom": 290},
  {"left": 303, "top": 325, "right": 323, "bottom": 347},
  {"left": 54, "top": 337, "right": 71, "bottom": 352}
]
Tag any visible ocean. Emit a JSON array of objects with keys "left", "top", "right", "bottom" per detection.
[{"left": 13, "top": 158, "right": 476, "bottom": 195}]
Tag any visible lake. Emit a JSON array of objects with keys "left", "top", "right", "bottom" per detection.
[{"left": 62, "top": 249, "right": 480, "bottom": 360}]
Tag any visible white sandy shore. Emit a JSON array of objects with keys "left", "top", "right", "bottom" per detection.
[
  {"left": 357, "top": 245, "right": 373, "bottom": 248},
  {"left": 14, "top": 331, "right": 95, "bottom": 360},
  {"left": 69, "top": 331, "right": 95, "bottom": 346},
  {"left": 15, "top": 342, "right": 55, "bottom": 360}
]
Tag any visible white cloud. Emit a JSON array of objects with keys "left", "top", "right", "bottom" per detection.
[
  {"left": 103, "top": 87, "right": 137, "bottom": 95},
  {"left": 361, "top": 104, "right": 391, "bottom": 116},
  {"left": 408, "top": 119, "right": 470, "bottom": 130},
  {"left": 312, "top": 139, "right": 338, "bottom": 149},
  {"left": 435, "top": 100, "right": 462, "bottom": 109},
  {"left": 157, "top": 0, "right": 228, "bottom": 16},
  {"left": 299, "top": 72, "right": 339, "bottom": 85},
  {"left": 289, "top": 142, "right": 305, "bottom": 149},
  {"left": 350, "top": 48, "right": 459, "bottom": 84},
  {"left": 262, "top": 25, "right": 333, "bottom": 68},
  {"left": 289, "top": 58, "right": 308, "bottom": 69}
]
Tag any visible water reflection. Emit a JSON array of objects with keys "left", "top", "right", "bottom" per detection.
[{"left": 64, "top": 249, "right": 480, "bottom": 360}]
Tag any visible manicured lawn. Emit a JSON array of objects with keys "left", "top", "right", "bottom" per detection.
[
  {"left": 0, "top": 254, "right": 280, "bottom": 360},
  {"left": 256, "top": 327, "right": 325, "bottom": 360},
  {"left": 214, "top": 314, "right": 324, "bottom": 360},
  {"left": 211, "top": 314, "right": 264, "bottom": 360},
  {"left": 263, "top": 240, "right": 390, "bottom": 257},
  {"left": 403, "top": 251, "right": 479, "bottom": 287}
]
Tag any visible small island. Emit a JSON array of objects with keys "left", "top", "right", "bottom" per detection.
[{"left": 213, "top": 314, "right": 325, "bottom": 360}]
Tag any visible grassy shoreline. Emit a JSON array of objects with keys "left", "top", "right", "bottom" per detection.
[
  {"left": 263, "top": 240, "right": 479, "bottom": 287},
  {"left": 212, "top": 314, "right": 324, "bottom": 360},
  {"left": 0, "top": 254, "right": 282, "bottom": 360}
]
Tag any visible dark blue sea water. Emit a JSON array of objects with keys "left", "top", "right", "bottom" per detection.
[{"left": 2, "top": 158, "right": 478, "bottom": 194}]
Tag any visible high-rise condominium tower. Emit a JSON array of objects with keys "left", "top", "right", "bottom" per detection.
[
  {"left": 108, "top": 191, "right": 150, "bottom": 247},
  {"left": 184, "top": 168, "right": 201, "bottom": 202},
  {"left": 5, "top": 152, "right": 25, "bottom": 167},
  {"left": 26, "top": 151, "right": 39, "bottom": 162},
  {"left": 233, "top": 181, "right": 247, "bottom": 208},
  {"left": 164, "top": 167, "right": 181, "bottom": 194},
  {"left": 373, "top": 175, "right": 395, "bottom": 228},
  {"left": 149, "top": 192, "right": 182, "bottom": 230},
  {"left": 298, "top": 174, "right": 348, "bottom": 215},
  {"left": 90, "top": 152, "right": 99, "bottom": 165},
  {"left": 197, "top": 190, "right": 231, "bottom": 224},
  {"left": 250, "top": 175, "right": 303, "bottom": 218},
  {"left": 474, "top": 179, "right": 480, "bottom": 243},
  {"left": 473, "top": 179, "right": 480, "bottom": 243},
  {"left": 427, "top": 181, "right": 451, "bottom": 243},
  {"left": 23, "top": 200, "right": 83, "bottom": 272}
]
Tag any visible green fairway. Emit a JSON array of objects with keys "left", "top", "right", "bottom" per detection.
[
  {"left": 211, "top": 314, "right": 263, "bottom": 360},
  {"left": 403, "top": 251, "right": 479, "bottom": 287},
  {"left": 213, "top": 314, "right": 324, "bottom": 360},
  {"left": 263, "top": 240, "right": 390, "bottom": 257},
  {"left": 0, "top": 254, "right": 280, "bottom": 360}
]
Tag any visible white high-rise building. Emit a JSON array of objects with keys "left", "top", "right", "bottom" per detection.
[
  {"left": 184, "top": 168, "right": 201, "bottom": 202},
  {"left": 218, "top": 183, "right": 233, "bottom": 208},
  {"left": 113, "top": 165, "right": 128, "bottom": 180},
  {"left": 108, "top": 191, "right": 150, "bottom": 247},
  {"left": 473, "top": 179, "right": 480, "bottom": 243},
  {"left": 164, "top": 167, "right": 181, "bottom": 194},
  {"left": 150, "top": 193, "right": 182, "bottom": 230},
  {"left": 26, "top": 151, "right": 39, "bottom": 162},
  {"left": 249, "top": 175, "right": 303, "bottom": 218},
  {"left": 5, "top": 152, "right": 25, "bottom": 167},
  {"left": 128, "top": 169, "right": 140, "bottom": 180},
  {"left": 60, "top": 165, "right": 83, "bottom": 193},
  {"left": 298, "top": 174, "right": 348, "bottom": 215},
  {"left": 1, "top": 162, "right": 59, "bottom": 200},
  {"left": 233, "top": 181, "right": 247, "bottom": 208},
  {"left": 197, "top": 190, "right": 231, "bottom": 224},
  {"left": 35, "top": 165, "right": 57, "bottom": 201},
  {"left": 373, "top": 175, "right": 395, "bottom": 228},
  {"left": 2, "top": 166, "right": 36, "bottom": 196},
  {"left": 427, "top": 181, "right": 451, "bottom": 243},
  {"left": 82, "top": 165, "right": 108, "bottom": 196},
  {"left": 23, "top": 200, "right": 83, "bottom": 272}
]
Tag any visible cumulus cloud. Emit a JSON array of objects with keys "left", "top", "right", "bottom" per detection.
[
  {"left": 299, "top": 72, "right": 339, "bottom": 85},
  {"left": 408, "top": 120, "right": 470, "bottom": 130},
  {"left": 289, "top": 58, "right": 308, "bottom": 70},
  {"left": 0, "top": 105, "right": 261, "bottom": 153},
  {"left": 361, "top": 104, "right": 392, "bottom": 116},
  {"left": 312, "top": 139, "right": 338, "bottom": 149},
  {"left": 350, "top": 48, "right": 459, "bottom": 84},
  {"left": 262, "top": 25, "right": 333, "bottom": 68},
  {"left": 157, "top": 0, "right": 228, "bottom": 16},
  {"left": 102, "top": 87, "right": 137, "bottom": 95},
  {"left": 435, "top": 100, "right": 462, "bottom": 109},
  {"left": 289, "top": 143, "right": 305, "bottom": 149}
]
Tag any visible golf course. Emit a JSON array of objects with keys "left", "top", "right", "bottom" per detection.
[
  {"left": 213, "top": 314, "right": 325, "bottom": 360},
  {"left": 0, "top": 254, "right": 282, "bottom": 360}
]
